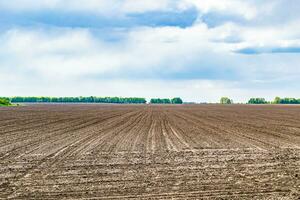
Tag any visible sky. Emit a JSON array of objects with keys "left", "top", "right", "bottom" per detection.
[{"left": 1, "top": 0, "right": 300, "bottom": 103}]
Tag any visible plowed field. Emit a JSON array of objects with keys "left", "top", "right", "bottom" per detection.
[{"left": 0, "top": 104, "right": 299, "bottom": 199}]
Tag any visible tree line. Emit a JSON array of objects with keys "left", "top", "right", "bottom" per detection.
[
  {"left": 1, "top": 97, "right": 184, "bottom": 104},
  {"left": 247, "top": 98, "right": 268, "bottom": 104},
  {"left": 247, "top": 97, "right": 300, "bottom": 104},
  {"left": 150, "top": 98, "right": 183, "bottom": 104},
  {"left": 2, "top": 97, "right": 147, "bottom": 104},
  {"left": 219, "top": 97, "right": 300, "bottom": 104},
  {"left": 3, "top": 96, "right": 300, "bottom": 105}
]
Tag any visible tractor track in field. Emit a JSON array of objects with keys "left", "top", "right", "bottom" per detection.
[{"left": 0, "top": 104, "right": 299, "bottom": 199}]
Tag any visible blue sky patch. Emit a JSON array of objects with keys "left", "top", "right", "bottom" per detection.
[{"left": 235, "top": 47, "right": 300, "bottom": 55}]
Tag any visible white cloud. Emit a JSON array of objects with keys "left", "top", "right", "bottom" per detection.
[
  {"left": 2, "top": 19, "right": 300, "bottom": 100},
  {"left": 226, "top": 19, "right": 300, "bottom": 53},
  {"left": 0, "top": 0, "right": 297, "bottom": 25},
  {"left": 180, "top": 0, "right": 258, "bottom": 20},
  {"left": 1, "top": 28, "right": 127, "bottom": 78},
  {"left": 1, "top": 23, "right": 225, "bottom": 78},
  {"left": 1, "top": 1, "right": 300, "bottom": 101}
]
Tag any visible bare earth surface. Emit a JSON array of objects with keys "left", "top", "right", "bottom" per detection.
[{"left": 0, "top": 104, "right": 299, "bottom": 199}]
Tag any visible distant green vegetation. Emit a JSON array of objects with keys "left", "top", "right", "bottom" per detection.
[
  {"left": 5, "top": 96, "right": 147, "bottom": 104},
  {"left": 220, "top": 97, "right": 233, "bottom": 104},
  {"left": 150, "top": 97, "right": 183, "bottom": 104},
  {"left": 5, "top": 96, "right": 300, "bottom": 105},
  {"left": 150, "top": 98, "right": 171, "bottom": 104},
  {"left": 1, "top": 97, "right": 186, "bottom": 104},
  {"left": 171, "top": 97, "right": 183, "bottom": 104},
  {"left": 0, "top": 98, "right": 12, "bottom": 106},
  {"left": 247, "top": 98, "right": 268, "bottom": 104},
  {"left": 247, "top": 97, "right": 300, "bottom": 104},
  {"left": 273, "top": 97, "right": 300, "bottom": 104}
]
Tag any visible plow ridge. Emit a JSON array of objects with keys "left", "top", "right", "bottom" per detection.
[{"left": 0, "top": 104, "right": 299, "bottom": 199}]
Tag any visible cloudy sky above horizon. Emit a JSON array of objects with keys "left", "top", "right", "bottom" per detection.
[{"left": 1, "top": 0, "right": 300, "bottom": 102}]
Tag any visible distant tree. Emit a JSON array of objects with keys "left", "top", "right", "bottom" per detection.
[
  {"left": 0, "top": 98, "right": 11, "bottom": 106},
  {"left": 220, "top": 97, "right": 233, "bottom": 104},
  {"left": 162, "top": 99, "right": 171, "bottom": 104},
  {"left": 150, "top": 98, "right": 172, "bottom": 104},
  {"left": 10, "top": 97, "right": 24, "bottom": 102},
  {"left": 248, "top": 98, "right": 267, "bottom": 104},
  {"left": 171, "top": 97, "right": 183, "bottom": 104},
  {"left": 151, "top": 98, "right": 163, "bottom": 104},
  {"left": 273, "top": 97, "right": 281, "bottom": 104}
]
